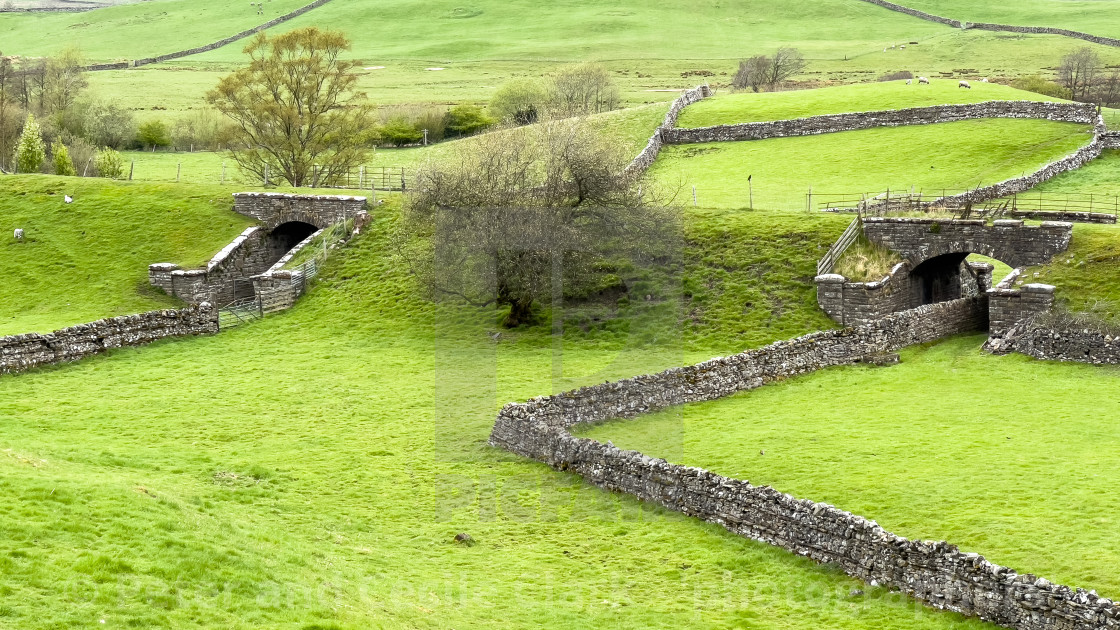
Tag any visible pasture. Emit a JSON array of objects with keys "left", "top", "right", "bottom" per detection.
[
  {"left": 4, "top": 0, "right": 1120, "bottom": 627},
  {"left": 650, "top": 118, "right": 1092, "bottom": 210},
  {"left": 576, "top": 333, "right": 1120, "bottom": 599}
]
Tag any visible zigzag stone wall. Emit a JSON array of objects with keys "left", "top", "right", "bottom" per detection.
[
  {"left": 490, "top": 296, "right": 1120, "bottom": 630},
  {"left": 663, "top": 101, "right": 1097, "bottom": 144},
  {"left": 624, "top": 85, "right": 711, "bottom": 175},
  {"left": 856, "top": 0, "right": 1120, "bottom": 48},
  {"left": 0, "top": 305, "right": 217, "bottom": 375}
]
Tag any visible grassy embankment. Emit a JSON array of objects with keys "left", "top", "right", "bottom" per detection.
[
  {"left": 651, "top": 118, "right": 1093, "bottom": 210},
  {"left": 0, "top": 177, "right": 253, "bottom": 335},
  {"left": 1026, "top": 223, "right": 1120, "bottom": 324}
]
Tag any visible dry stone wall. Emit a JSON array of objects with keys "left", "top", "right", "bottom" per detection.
[
  {"left": 856, "top": 0, "right": 1120, "bottom": 48},
  {"left": 489, "top": 296, "right": 1120, "bottom": 630},
  {"left": 663, "top": 101, "right": 1097, "bottom": 144},
  {"left": 84, "top": 0, "right": 339, "bottom": 71},
  {"left": 0, "top": 305, "right": 217, "bottom": 375},
  {"left": 994, "top": 323, "right": 1120, "bottom": 364},
  {"left": 625, "top": 85, "right": 712, "bottom": 175}
]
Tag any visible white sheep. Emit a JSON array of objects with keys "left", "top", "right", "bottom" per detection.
[
  {"left": 14, "top": 229, "right": 23, "bottom": 241},
  {"left": 959, "top": 80, "right": 971, "bottom": 89},
  {"left": 918, "top": 76, "right": 930, "bottom": 85},
  {"left": 981, "top": 77, "right": 989, "bottom": 83},
  {"left": 906, "top": 78, "right": 912, "bottom": 85},
  {"left": 64, "top": 195, "right": 73, "bottom": 204}
]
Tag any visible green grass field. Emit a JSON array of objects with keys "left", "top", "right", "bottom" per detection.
[
  {"left": 577, "top": 334, "right": 1120, "bottom": 599},
  {"left": 0, "top": 177, "right": 253, "bottom": 335},
  {"left": 679, "top": 81, "right": 1065, "bottom": 128},
  {"left": 651, "top": 118, "right": 1092, "bottom": 210},
  {"left": 892, "top": 0, "right": 1120, "bottom": 38},
  {"left": 8, "top": 2, "right": 1120, "bottom": 627},
  {"left": 0, "top": 201, "right": 1006, "bottom": 630}
]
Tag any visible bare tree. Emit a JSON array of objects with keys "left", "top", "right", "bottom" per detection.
[
  {"left": 1059, "top": 47, "right": 1100, "bottom": 102},
  {"left": 400, "top": 120, "right": 680, "bottom": 327},
  {"left": 733, "top": 48, "right": 806, "bottom": 92},
  {"left": 1095, "top": 70, "right": 1120, "bottom": 108},
  {"left": 733, "top": 56, "right": 770, "bottom": 92},
  {"left": 549, "top": 63, "right": 620, "bottom": 117}
]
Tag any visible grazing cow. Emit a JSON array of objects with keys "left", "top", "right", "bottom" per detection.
[
  {"left": 918, "top": 76, "right": 930, "bottom": 85},
  {"left": 14, "top": 229, "right": 23, "bottom": 241},
  {"left": 959, "top": 80, "right": 971, "bottom": 89}
]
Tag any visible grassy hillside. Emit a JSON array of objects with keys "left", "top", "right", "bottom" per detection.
[
  {"left": 652, "top": 118, "right": 1092, "bottom": 210},
  {"left": 892, "top": 0, "right": 1120, "bottom": 38},
  {"left": 0, "top": 199, "right": 1005, "bottom": 630},
  {"left": 1027, "top": 223, "right": 1120, "bottom": 324},
  {"left": 578, "top": 334, "right": 1120, "bottom": 599},
  {"left": 0, "top": 0, "right": 310, "bottom": 61},
  {"left": 9, "top": 0, "right": 1115, "bottom": 124},
  {"left": 0, "top": 176, "right": 253, "bottom": 335},
  {"left": 679, "top": 80, "right": 1066, "bottom": 128}
]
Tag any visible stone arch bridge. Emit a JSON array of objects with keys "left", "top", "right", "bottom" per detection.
[
  {"left": 150, "top": 193, "right": 368, "bottom": 307},
  {"left": 815, "top": 216, "right": 1072, "bottom": 326}
]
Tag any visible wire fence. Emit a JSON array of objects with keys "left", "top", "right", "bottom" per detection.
[
  {"left": 116, "top": 155, "right": 410, "bottom": 191},
  {"left": 810, "top": 188, "right": 1120, "bottom": 222}
]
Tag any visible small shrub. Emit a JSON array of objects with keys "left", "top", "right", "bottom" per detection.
[
  {"left": 378, "top": 116, "right": 424, "bottom": 146},
  {"left": 1010, "top": 74, "right": 1072, "bottom": 99},
  {"left": 446, "top": 103, "right": 495, "bottom": 137},
  {"left": 878, "top": 70, "right": 913, "bottom": 82},
  {"left": 13, "top": 113, "right": 45, "bottom": 174},
  {"left": 95, "top": 148, "right": 124, "bottom": 179},
  {"left": 52, "top": 142, "right": 76, "bottom": 176},
  {"left": 137, "top": 119, "right": 172, "bottom": 150},
  {"left": 489, "top": 78, "right": 549, "bottom": 125}
]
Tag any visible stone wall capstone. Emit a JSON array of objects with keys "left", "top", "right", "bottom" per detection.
[
  {"left": 0, "top": 304, "right": 217, "bottom": 375},
  {"left": 489, "top": 296, "right": 1120, "bottom": 630}
]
